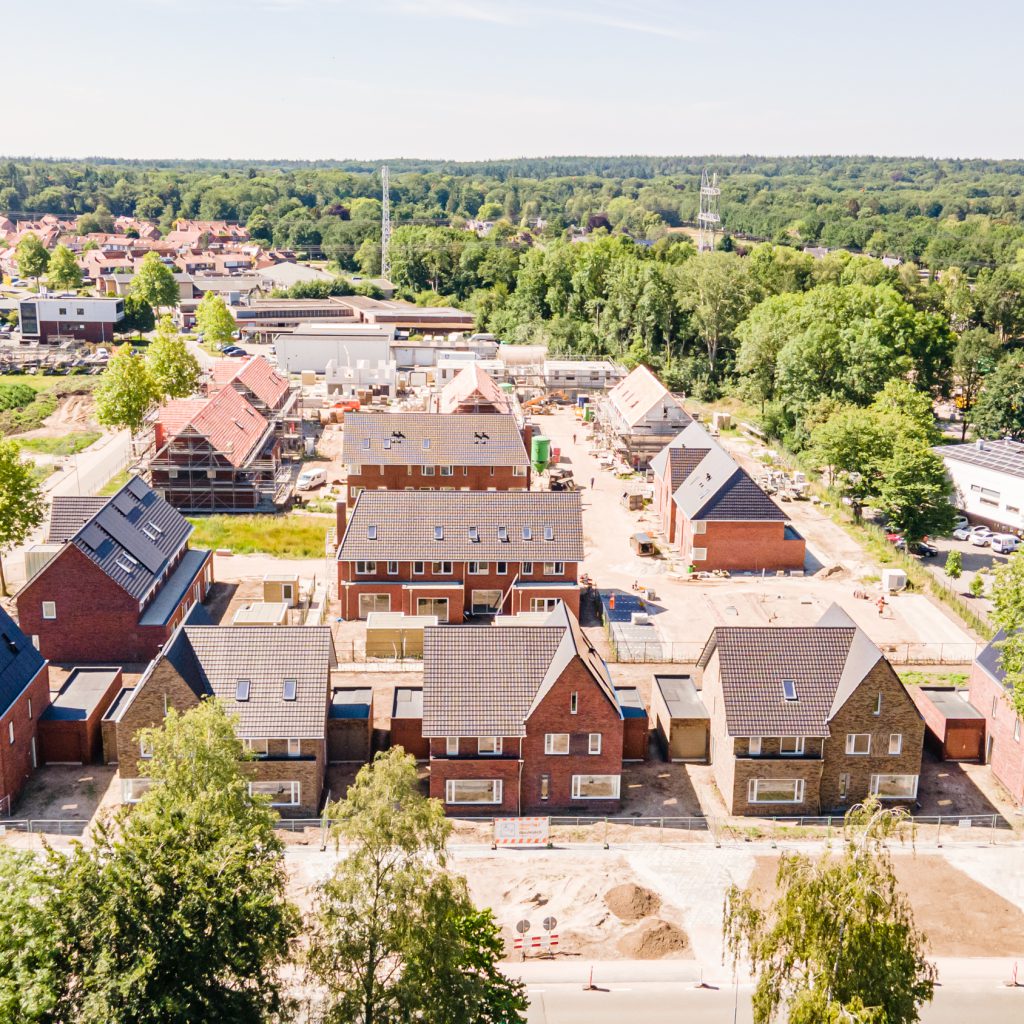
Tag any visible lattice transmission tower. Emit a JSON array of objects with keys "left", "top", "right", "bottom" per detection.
[
  {"left": 697, "top": 168, "right": 721, "bottom": 253},
  {"left": 380, "top": 164, "right": 392, "bottom": 279}
]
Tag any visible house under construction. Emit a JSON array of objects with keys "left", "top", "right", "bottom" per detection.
[
  {"left": 148, "top": 386, "right": 290, "bottom": 512},
  {"left": 207, "top": 355, "right": 302, "bottom": 452}
]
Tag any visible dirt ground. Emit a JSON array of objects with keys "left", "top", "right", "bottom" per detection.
[
  {"left": 14, "top": 392, "right": 100, "bottom": 441},
  {"left": 12, "top": 764, "right": 119, "bottom": 821},
  {"left": 916, "top": 749, "right": 1019, "bottom": 820},
  {"left": 745, "top": 851, "right": 1024, "bottom": 957}
]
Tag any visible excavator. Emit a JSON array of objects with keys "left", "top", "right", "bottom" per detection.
[{"left": 523, "top": 390, "right": 567, "bottom": 414}]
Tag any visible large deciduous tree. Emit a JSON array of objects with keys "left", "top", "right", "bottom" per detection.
[
  {"left": 131, "top": 251, "right": 179, "bottom": 310},
  {"left": 0, "top": 439, "right": 45, "bottom": 594},
  {"left": 990, "top": 553, "right": 1024, "bottom": 717},
  {"left": 45, "top": 243, "right": 82, "bottom": 290},
  {"left": 951, "top": 327, "right": 1002, "bottom": 440},
  {"left": 971, "top": 355, "right": 1024, "bottom": 441},
  {"left": 146, "top": 316, "right": 200, "bottom": 398},
  {"left": 725, "top": 798, "right": 936, "bottom": 1024},
  {"left": 15, "top": 233, "right": 49, "bottom": 284},
  {"left": 195, "top": 291, "right": 236, "bottom": 347},
  {"left": 119, "top": 293, "right": 156, "bottom": 336},
  {"left": 94, "top": 346, "right": 159, "bottom": 435}
]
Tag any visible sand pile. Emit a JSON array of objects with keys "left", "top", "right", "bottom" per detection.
[
  {"left": 604, "top": 882, "right": 661, "bottom": 921},
  {"left": 618, "top": 919, "right": 690, "bottom": 959}
]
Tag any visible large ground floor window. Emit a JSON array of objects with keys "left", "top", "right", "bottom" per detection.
[
  {"left": 747, "top": 778, "right": 806, "bottom": 804},
  {"left": 571, "top": 774, "right": 621, "bottom": 800},
  {"left": 249, "top": 780, "right": 301, "bottom": 806},
  {"left": 471, "top": 589, "right": 503, "bottom": 614},
  {"left": 445, "top": 779, "right": 503, "bottom": 804},
  {"left": 416, "top": 597, "right": 449, "bottom": 618},
  {"left": 121, "top": 778, "right": 153, "bottom": 803},
  {"left": 869, "top": 774, "right": 919, "bottom": 800},
  {"left": 530, "top": 597, "right": 561, "bottom": 612},
  {"left": 358, "top": 593, "right": 390, "bottom": 618}
]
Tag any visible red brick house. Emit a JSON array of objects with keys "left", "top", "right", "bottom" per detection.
[
  {"left": 342, "top": 411, "right": 531, "bottom": 500},
  {"left": 336, "top": 491, "right": 583, "bottom": 622},
  {"left": 108, "top": 623, "right": 337, "bottom": 815},
  {"left": 699, "top": 605, "right": 924, "bottom": 815},
  {"left": 968, "top": 632, "right": 1024, "bottom": 805},
  {"left": 421, "top": 603, "right": 625, "bottom": 814},
  {"left": 0, "top": 607, "right": 50, "bottom": 813},
  {"left": 16, "top": 477, "right": 214, "bottom": 664},
  {"left": 651, "top": 423, "right": 805, "bottom": 573}
]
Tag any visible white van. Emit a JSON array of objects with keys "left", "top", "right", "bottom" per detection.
[
  {"left": 296, "top": 468, "right": 327, "bottom": 491},
  {"left": 990, "top": 534, "right": 1020, "bottom": 555}
]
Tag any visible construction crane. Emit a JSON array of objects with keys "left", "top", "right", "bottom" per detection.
[{"left": 380, "top": 164, "right": 392, "bottom": 280}]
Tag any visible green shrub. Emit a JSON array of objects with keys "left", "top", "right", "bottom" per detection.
[{"left": 0, "top": 383, "right": 36, "bottom": 411}]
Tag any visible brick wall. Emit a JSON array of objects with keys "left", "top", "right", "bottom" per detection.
[
  {"left": 347, "top": 462, "right": 529, "bottom": 497},
  {"left": 682, "top": 520, "right": 805, "bottom": 573},
  {"left": 391, "top": 718, "right": 429, "bottom": 759},
  {"left": 968, "top": 663, "right": 1024, "bottom": 804},
  {"left": 0, "top": 665, "right": 49, "bottom": 810},
  {"left": 38, "top": 668, "right": 124, "bottom": 766}
]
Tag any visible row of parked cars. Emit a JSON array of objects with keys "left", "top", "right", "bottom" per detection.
[{"left": 952, "top": 518, "right": 1020, "bottom": 553}]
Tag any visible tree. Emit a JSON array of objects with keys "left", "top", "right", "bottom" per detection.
[
  {"left": 48, "top": 701, "right": 299, "bottom": 1024},
  {"left": 974, "top": 266, "right": 1024, "bottom": 342},
  {"left": 725, "top": 798, "right": 936, "bottom": 1024},
  {"left": 77, "top": 207, "right": 115, "bottom": 235},
  {"left": 969, "top": 574, "right": 986, "bottom": 598},
  {"left": 735, "top": 295, "right": 791, "bottom": 408},
  {"left": 15, "top": 234, "right": 49, "bottom": 284},
  {"left": 45, "top": 243, "right": 82, "bottom": 290},
  {"left": 146, "top": 317, "right": 200, "bottom": 398},
  {"left": 0, "top": 439, "right": 45, "bottom": 595},
  {"left": 875, "top": 443, "right": 955, "bottom": 542},
  {"left": 307, "top": 749, "right": 526, "bottom": 1024},
  {"left": 990, "top": 552, "right": 1024, "bottom": 716},
  {"left": 355, "top": 236, "right": 381, "bottom": 277},
  {"left": 196, "top": 291, "right": 236, "bottom": 347},
  {"left": 119, "top": 293, "right": 155, "bottom": 336},
  {"left": 971, "top": 356, "right": 1024, "bottom": 440},
  {"left": 944, "top": 550, "right": 962, "bottom": 579},
  {"left": 131, "top": 251, "right": 179, "bottom": 310},
  {"left": 952, "top": 327, "right": 1002, "bottom": 439},
  {"left": 93, "top": 346, "right": 159, "bottom": 435}
]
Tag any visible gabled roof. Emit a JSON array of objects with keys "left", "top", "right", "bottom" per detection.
[
  {"left": 64, "top": 476, "right": 193, "bottom": 603},
  {"left": 422, "top": 603, "right": 619, "bottom": 737},
  {"left": 210, "top": 355, "right": 290, "bottom": 409},
  {"left": 46, "top": 496, "right": 109, "bottom": 543},
  {"left": 148, "top": 625, "right": 336, "bottom": 739},
  {"left": 337, "top": 490, "right": 583, "bottom": 562},
  {"left": 157, "top": 387, "right": 271, "bottom": 468},
  {"left": 437, "top": 364, "right": 512, "bottom": 415},
  {"left": 697, "top": 603, "right": 885, "bottom": 737},
  {"left": 341, "top": 412, "right": 529, "bottom": 467},
  {"left": 976, "top": 629, "right": 1011, "bottom": 689},
  {"left": 0, "top": 607, "right": 46, "bottom": 719},
  {"left": 607, "top": 365, "right": 687, "bottom": 428}
]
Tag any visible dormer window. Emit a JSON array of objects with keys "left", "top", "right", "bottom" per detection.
[
  {"left": 422, "top": 438, "right": 430, "bottom": 449},
  {"left": 235, "top": 679, "right": 251, "bottom": 702},
  {"left": 283, "top": 679, "right": 297, "bottom": 701},
  {"left": 383, "top": 438, "right": 391, "bottom": 450},
  {"left": 434, "top": 526, "right": 444, "bottom": 541},
  {"left": 361, "top": 437, "right": 370, "bottom": 449},
  {"left": 782, "top": 679, "right": 797, "bottom": 701}
]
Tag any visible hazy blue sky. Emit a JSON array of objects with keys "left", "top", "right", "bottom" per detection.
[{"left": 6, "top": 0, "right": 1021, "bottom": 160}]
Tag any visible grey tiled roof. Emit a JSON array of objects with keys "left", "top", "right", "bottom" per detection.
[
  {"left": 0, "top": 607, "right": 45, "bottom": 719},
  {"left": 976, "top": 629, "right": 1010, "bottom": 689},
  {"left": 46, "top": 496, "right": 108, "bottom": 543},
  {"left": 692, "top": 467, "right": 788, "bottom": 522},
  {"left": 161, "top": 626, "right": 336, "bottom": 739},
  {"left": 342, "top": 412, "right": 529, "bottom": 467},
  {"left": 338, "top": 490, "right": 583, "bottom": 562}
]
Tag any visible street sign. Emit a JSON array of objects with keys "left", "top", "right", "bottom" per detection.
[
  {"left": 494, "top": 816, "right": 550, "bottom": 847},
  {"left": 542, "top": 916, "right": 558, "bottom": 932},
  {"left": 515, "top": 919, "right": 531, "bottom": 935}
]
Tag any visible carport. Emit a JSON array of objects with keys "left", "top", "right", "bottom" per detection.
[
  {"left": 910, "top": 686, "right": 985, "bottom": 761},
  {"left": 651, "top": 674, "right": 709, "bottom": 762}
]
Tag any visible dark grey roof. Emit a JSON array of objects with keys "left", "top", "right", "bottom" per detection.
[
  {"left": 691, "top": 468, "right": 788, "bottom": 522},
  {"left": 46, "top": 496, "right": 108, "bottom": 543},
  {"left": 338, "top": 490, "right": 583, "bottom": 562},
  {"left": 934, "top": 438, "right": 1024, "bottom": 479},
  {"left": 653, "top": 675, "right": 708, "bottom": 720},
  {"left": 69, "top": 476, "right": 193, "bottom": 603},
  {"left": 422, "top": 603, "right": 618, "bottom": 737},
  {"left": 0, "top": 607, "right": 46, "bottom": 719},
  {"left": 329, "top": 687, "right": 372, "bottom": 719},
  {"left": 101, "top": 686, "right": 136, "bottom": 724},
  {"left": 342, "top": 412, "right": 529, "bottom": 467},
  {"left": 976, "top": 629, "right": 1010, "bottom": 689},
  {"left": 41, "top": 668, "right": 119, "bottom": 722},
  {"left": 917, "top": 687, "right": 985, "bottom": 721},
  {"left": 138, "top": 549, "right": 211, "bottom": 626},
  {"left": 392, "top": 686, "right": 423, "bottom": 719}
]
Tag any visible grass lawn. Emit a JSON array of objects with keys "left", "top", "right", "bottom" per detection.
[
  {"left": 16, "top": 431, "right": 101, "bottom": 456},
  {"left": 187, "top": 514, "right": 330, "bottom": 559},
  {"left": 0, "top": 374, "right": 64, "bottom": 392},
  {"left": 98, "top": 469, "right": 130, "bottom": 496}
]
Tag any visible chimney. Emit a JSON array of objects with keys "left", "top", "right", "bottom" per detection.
[
  {"left": 976, "top": 439, "right": 985, "bottom": 451},
  {"left": 335, "top": 500, "right": 347, "bottom": 542}
]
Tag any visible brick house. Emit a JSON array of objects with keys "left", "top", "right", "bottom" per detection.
[
  {"left": 208, "top": 355, "right": 300, "bottom": 452},
  {"left": 0, "top": 607, "right": 50, "bottom": 813},
  {"left": 342, "top": 411, "right": 531, "bottom": 500},
  {"left": 336, "top": 491, "right": 583, "bottom": 621},
  {"left": 149, "top": 386, "right": 287, "bottom": 512},
  {"left": 17, "top": 476, "right": 214, "bottom": 664},
  {"left": 421, "top": 603, "right": 625, "bottom": 813},
  {"left": 109, "top": 624, "right": 337, "bottom": 815},
  {"left": 650, "top": 423, "right": 805, "bottom": 572},
  {"left": 699, "top": 605, "right": 924, "bottom": 815},
  {"left": 968, "top": 631, "right": 1024, "bottom": 805}
]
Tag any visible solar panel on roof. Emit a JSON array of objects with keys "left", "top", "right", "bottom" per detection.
[
  {"left": 94, "top": 507, "right": 166, "bottom": 574},
  {"left": 79, "top": 523, "right": 107, "bottom": 551},
  {"left": 112, "top": 491, "right": 136, "bottom": 516},
  {"left": 126, "top": 476, "right": 151, "bottom": 500}
]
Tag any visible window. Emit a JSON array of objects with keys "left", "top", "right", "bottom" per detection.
[
  {"left": 513, "top": 466, "right": 528, "bottom": 477},
  {"left": 249, "top": 781, "right": 300, "bottom": 806},
  {"left": 839, "top": 773, "right": 850, "bottom": 801},
  {"left": 367, "top": 526, "right": 377, "bottom": 540},
  {"left": 497, "top": 526, "right": 509, "bottom": 542},
  {"left": 531, "top": 597, "right": 560, "bottom": 612},
  {"left": 522, "top": 527, "right": 533, "bottom": 540},
  {"left": 235, "top": 679, "right": 251, "bottom": 702},
  {"left": 76, "top": 307, "right": 84, "bottom": 316},
  {"left": 41, "top": 601, "right": 56, "bottom": 620},
  {"left": 748, "top": 736, "right": 762, "bottom": 755},
  {"left": 521, "top": 561, "right": 533, "bottom": 575},
  {"left": 445, "top": 779, "right": 502, "bottom": 804},
  {"left": 355, "top": 561, "right": 376, "bottom": 575},
  {"left": 570, "top": 691, "right": 578, "bottom": 715},
  {"left": 122, "top": 778, "right": 153, "bottom": 803},
  {"left": 588, "top": 733, "right": 602, "bottom": 754},
  {"left": 446, "top": 737, "right": 458, "bottom": 756},
  {"left": 245, "top": 738, "right": 268, "bottom": 755},
  {"left": 692, "top": 521, "right": 707, "bottom": 535},
  {"left": 543, "top": 561, "right": 565, "bottom": 575},
  {"left": 440, "top": 466, "right": 454, "bottom": 476},
  {"left": 888, "top": 733, "right": 903, "bottom": 755},
  {"left": 780, "top": 737, "right": 804, "bottom": 756},
  {"left": 543, "top": 525, "right": 554, "bottom": 541},
  {"left": 496, "top": 561, "right": 508, "bottom": 575},
  {"left": 874, "top": 693, "right": 882, "bottom": 716},
  {"left": 992, "top": 696, "right": 998, "bottom": 719},
  {"left": 477, "top": 737, "right": 502, "bottom": 755},
  {"left": 417, "top": 596, "right": 449, "bottom": 618},
  {"left": 432, "top": 560, "right": 453, "bottom": 575},
  {"left": 58, "top": 306, "right": 67, "bottom": 315},
  {"left": 747, "top": 779, "right": 805, "bottom": 804},
  {"left": 8, "top": 722, "right": 14, "bottom": 745},
  {"left": 387, "top": 561, "right": 399, "bottom": 575},
  {"left": 545, "top": 733, "right": 570, "bottom": 755},
  {"left": 782, "top": 679, "right": 797, "bottom": 701},
  {"left": 470, "top": 590, "right": 502, "bottom": 614},
  {"left": 27, "top": 698, "right": 32, "bottom": 720},
  {"left": 869, "top": 774, "right": 919, "bottom": 800},
  {"left": 283, "top": 679, "right": 297, "bottom": 701},
  {"left": 413, "top": 561, "right": 425, "bottom": 575},
  {"left": 139, "top": 736, "right": 153, "bottom": 758},
  {"left": 421, "top": 466, "right": 436, "bottom": 476},
  {"left": 358, "top": 593, "right": 390, "bottom": 617},
  {"left": 846, "top": 733, "right": 871, "bottom": 755},
  {"left": 1015, "top": 719, "right": 1021, "bottom": 743},
  {"left": 571, "top": 774, "right": 620, "bottom": 799},
  {"left": 691, "top": 545, "right": 709, "bottom": 563},
  {"left": 540, "top": 774, "right": 550, "bottom": 801},
  {"left": 434, "top": 526, "right": 444, "bottom": 541},
  {"left": 468, "top": 561, "right": 489, "bottom": 574},
  {"left": 288, "top": 738, "right": 301, "bottom": 757}
]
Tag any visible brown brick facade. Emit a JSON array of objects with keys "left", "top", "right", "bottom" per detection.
[{"left": 347, "top": 462, "right": 530, "bottom": 497}]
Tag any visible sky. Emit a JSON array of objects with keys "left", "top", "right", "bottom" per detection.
[{"left": 6, "top": 0, "right": 1023, "bottom": 162}]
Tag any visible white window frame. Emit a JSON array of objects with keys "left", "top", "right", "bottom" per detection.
[
  {"left": 477, "top": 737, "right": 502, "bottom": 755},
  {"left": 8, "top": 722, "right": 14, "bottom": 745},
  {"left": 445, "top": 778, "right": 503, "bottom": 804},
  {"left": 413, "top": 561, "right": 425, "bottom": 575},
  {"left": 748, "top": 736, "right": 762, "bottom": 756},
  {"left": 521, "top": 561, "right": 533, "bottom": 575},
  {"left": 387, "top": 561, "right": 399, "bottom": 575},
  {"left": 588, "top": 733, "right": 602, "bottom": 755},
  {"left": 869, "top": 774, "right": 919, "bottom": 800},
  {"left": 41, "top": 601, "right": 56, "bottom": 620},
  {"left": 530, "top": 597, "right": 560, "bottom": 612},
  {"left": 747, "top": 778, "right": 806, "bottom": 804},
  {"left": 496, "top": 561, "right": 508, "bottom": 575},
  {"left": 571, "top": 774, "right": 620, "bottom": 800},
  {"left": 779, "top": 736, "right": 804, "bottom": 756},
  {"left": 358, "top": 593, "right": 390, "bottom": 618},
  {"left": 446, "top": 736, "right": 458, "bottom": 756},
  {"left": 249, "top": 780, "right": 301, "bottom": 806},
  {"left": 139, "top": 736, "right": 154, "bottom": 759},
  {"left": 432, "top": 560, "right": 453, "bottom": 575},
  {"left": 874, "top": 693, "right": 882, "bottom": 716},
  {"left": 545, "top": 733, "right": 570, "bottom": 755},
  {"left": 122, "top": 778, "right": 153, "bottom": 803},
  {"left": 888, "top": 733, "right": 903, "bottom": 755},
  {"left": 420, "top": 465, "right": 436, "bottom": 477},
  {"left": 468, "top": 561, "right": 489, "bottom": 574},
  {"left": 1015, "top": 718, "right": 1021, "bottom": 743},
  {"left": 288, "top": 738, "right": 301, "bottom": 757},
  {"left": 570, "top": 691, "right": 578, "bottom": 715},
  {"left": 245, "top": 738, "right": 269, "bottom": 755},
  {"left": 440, "top": 466, "right": 454, "bottom": 476},
  {"left": 691, "top": 547, "right": 708, "bottom": 561},
  {"left": 355, "top": 560, "right": 376, "bottom": 575},
  {"left": 692, "top": 521, "right": 707, "bottom": 535},
  {"left": 846, "top": 733, "right": 872, "bottom": 755},
  {"left": 543, "top": 561, "right": 565, "bottom": 576}
]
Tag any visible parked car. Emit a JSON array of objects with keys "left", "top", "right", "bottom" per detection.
[
  {"left": 221, "top": 345, "right": 249, "bottom": 357},
  {"left": 886, "top": 532, "right": 905, "bottom": 551},
  {"left": 952, "top": 515, "right": 968, "bottom": 532},
  {"left": 953, "top": 524, "right": 976, "bottom": 541},
  {"left": 990, "top": 534, "right": 1020, "bottom": 555},
  {"left": 969, "top": 526, "right": 994, "bottom": 547},
  {"left": 296, "top": 468, "right": 327, "bottom": 491},
  {"left": 909, "top": 541, "right": 938, "bottom": 558}
]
